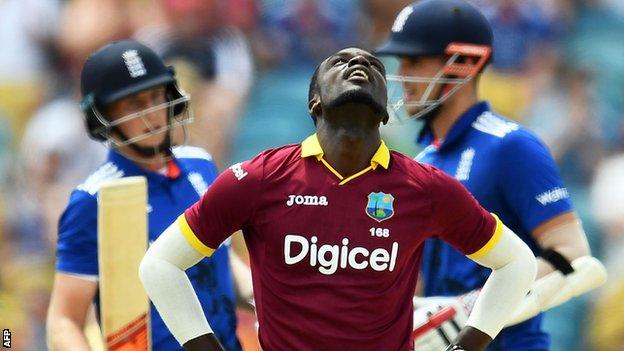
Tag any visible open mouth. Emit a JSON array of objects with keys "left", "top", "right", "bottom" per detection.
[
  {"left": 348, "top": 69, "right": 369, "bottom": 81},
  {"left": 344, "top": 65, "right": 372, "bottom": 82}
]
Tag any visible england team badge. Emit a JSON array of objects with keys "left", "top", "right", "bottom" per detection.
[{"left": 366, "top": 192, "right": 395, "bottom": 222}]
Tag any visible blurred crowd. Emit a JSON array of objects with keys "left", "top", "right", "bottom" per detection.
[{"left": 0, "top": 0, "right": 623, "bottom": 350}]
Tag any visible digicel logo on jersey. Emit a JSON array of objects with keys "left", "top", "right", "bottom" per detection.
[{"left": 284, "top": 235, "right": 398, "bottom": 275}]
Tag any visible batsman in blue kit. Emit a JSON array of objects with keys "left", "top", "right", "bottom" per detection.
[
  {"left": 46, "top": 40, "right": 243, "bottom": 351},
  {"left": 377, "top": 1, "right": 606, "bottom": 350}
]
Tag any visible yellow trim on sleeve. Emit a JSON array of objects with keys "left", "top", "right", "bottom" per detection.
[
  {"left": 467, "top": 213, "right": 504, "bottom": 260},
  {"left": 177, "top": 214, "right": 215, "bottom": 257}
]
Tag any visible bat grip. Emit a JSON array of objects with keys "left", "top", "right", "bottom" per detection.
[{"left": 412, "top": 306, "right": 457, "bottom": 339}]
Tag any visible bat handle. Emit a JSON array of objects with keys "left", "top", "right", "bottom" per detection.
[{"left": 412, "top": 306, "right": 457, "bottom": 339}]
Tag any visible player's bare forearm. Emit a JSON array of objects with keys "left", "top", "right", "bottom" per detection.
[
  {"left": 47, "top": 274, "right": 98, "bottom": 351},
  {"left": 453, "top": 326, "right": 492, "bottom": 351},
  {"left": 183, "top": 333, "right": 225, "bottom": 351},
  {"left": 532, "top": 212, "right": 590, "bottom": 278},
  {"left": 46, "top": 317, "right": 92, "bottom": 351}
]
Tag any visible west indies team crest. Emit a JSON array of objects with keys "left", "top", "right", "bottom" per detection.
[{"left": 366, "top": 192, "right": 395, "bottom": 222}]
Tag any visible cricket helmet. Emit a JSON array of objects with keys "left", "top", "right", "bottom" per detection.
[
  {"left": 80, "top": 39, "right": 192, "bottom": 156},
  {"left": 376, "top": 0, "right": 493, "bottom": 120}
]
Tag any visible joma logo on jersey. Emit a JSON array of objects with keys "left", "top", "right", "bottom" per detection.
[
  {"left": 284, "top": 234, "right": 399, "bottom": 275},
  {"left": 286, "top": 195, "right": 328, "bottom": 207}
]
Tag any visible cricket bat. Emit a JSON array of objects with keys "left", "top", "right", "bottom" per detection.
[{"left": 98, "top": 176, "right": 151, "bottom": 351}]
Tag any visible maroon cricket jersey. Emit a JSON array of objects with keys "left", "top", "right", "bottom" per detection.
[{"left": 179, "top": 134, "right": 499, "bottom": 351}]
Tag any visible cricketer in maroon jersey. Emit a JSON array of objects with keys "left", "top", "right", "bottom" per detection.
[
  {"left": 177, "top": 48, "right": 503, "bottom": 351},
  {"left": 179, "top": 135, "right": 500, "bottom": 350}
]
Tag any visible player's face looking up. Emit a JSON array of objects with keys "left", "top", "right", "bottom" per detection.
[
  {"left": 313, "top": 48, "right": 388, "bottom": 125},
  {"left": 104, "top": 85, "right": 171, "bottom": 149}
]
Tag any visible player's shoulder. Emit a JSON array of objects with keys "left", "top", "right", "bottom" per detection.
[
  {"left": 471, "top": 110, "right": 547, "bottom": 155},
  {"left": 64, "top": 187, "right": 99, "bottom": 215},
  {"left": 258, "top": 143, "right": 301, "bottom": 162},
  {"left": 499, "top": 124, "right": 549, "bottom": 158},
  {"left": 172, "top": 145, "right": 218, "bottom": 176},
  {"left": 75, "top": 161, "right": 125, "bottom": 196},
  {"left": 470, "top": 110, "right": 522, "bottom": 139},
  {"left": 172, "top": 145, "right": 214, "bottom": 162},
  {"left": 237, "top": 143, "right": 301, "bottom": 176},
  {"left": 390, "top": 150, "right": 440, "bottom": 186},
  {"left": 60, "top": 184, "right": 99, "bottom": 231}
]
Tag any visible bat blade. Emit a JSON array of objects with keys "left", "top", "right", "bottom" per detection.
[{"left": 98, "top": 176, "right": 150, "bottom": 351}]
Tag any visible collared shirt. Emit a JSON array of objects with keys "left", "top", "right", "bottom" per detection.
[
  {"left": 300, "top": 133, "right": 390, "bottom": 185},
  {"left": 180, "top": 133, "right": 500, "bottom": 351},
  {"left": 417, "top": 101, "right": 573, "bottom": 350},
  {"left": 55, "top": 146, "right": 241, "bottom": 351}
]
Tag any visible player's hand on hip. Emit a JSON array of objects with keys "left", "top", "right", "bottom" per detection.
[{"left": 183, "top": 333, "right": 225, "bottom": 351}]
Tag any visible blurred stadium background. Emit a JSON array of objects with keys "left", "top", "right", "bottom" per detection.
[{"left": 1, "top": 0, "right": 624, "bottom": 350}]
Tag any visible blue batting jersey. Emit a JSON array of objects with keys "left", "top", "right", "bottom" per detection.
[
  {"left": 416, "top": 102, "right": 573, "bottom": 350},
  {"left": 55, "top": 146, "right": 242, "bottom": 351}
]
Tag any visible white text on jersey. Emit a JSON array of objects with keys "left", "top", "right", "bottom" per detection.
[
  {"left": 536, "top": 187, "right": 569, "bottom": 205},
  {"left": 455, "top": 147, "right": 475, "bottom": 181},
  {"left": 230, "top": 162, "right": 248, "bottom": 180},
  {"left": 286, "top": 195, "right": 328, "bottom": 207},
  {"left": 284, "top": 235, "right": 398, "bottom": 275}
]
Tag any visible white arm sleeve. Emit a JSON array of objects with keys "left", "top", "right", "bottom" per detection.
[
  {"left": 465, "top": 225, "right": 537, "bottom": 338},
  {"left": 138, "top": 221, "right": 212, "bottom": 345}
]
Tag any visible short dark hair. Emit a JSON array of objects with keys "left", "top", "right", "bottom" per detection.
[
  {"left": 308, "top": 64, "right": 321, "bottom": 124},
  {"left": 308, "top": 64, "right": 321, "bottom": 103}
]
